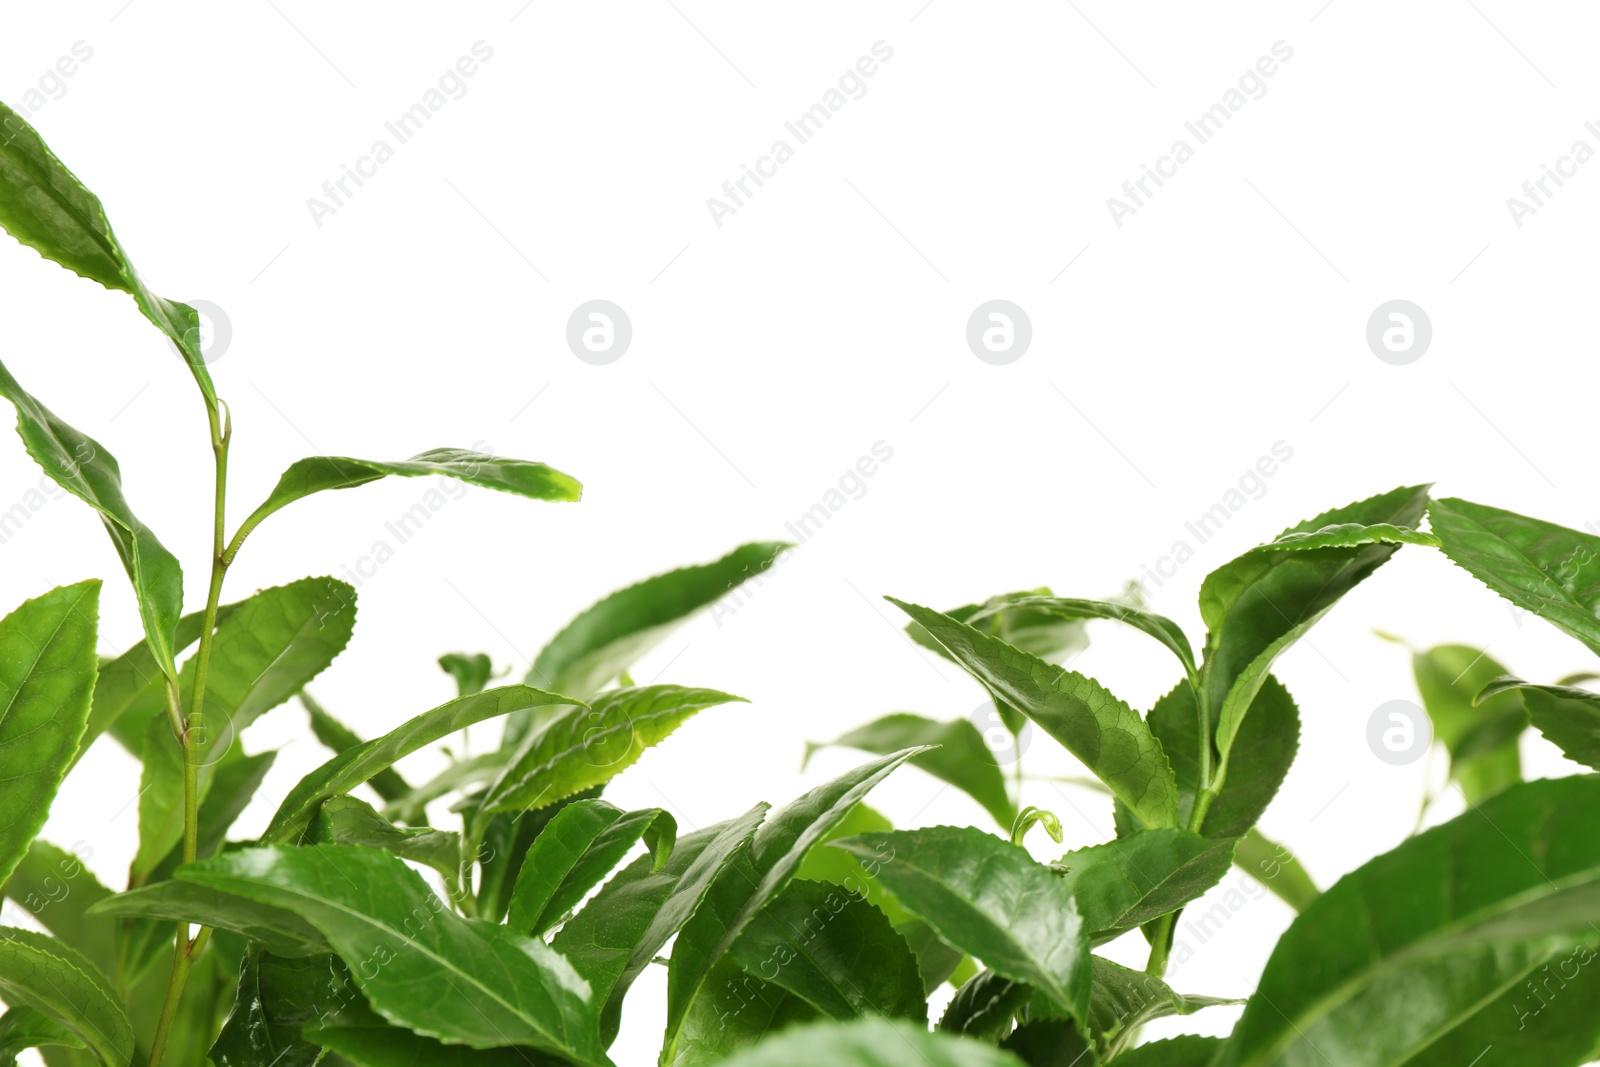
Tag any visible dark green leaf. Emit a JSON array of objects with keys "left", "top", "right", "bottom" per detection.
[
  {"left": 1111, "top": 1036, "right": 1223, "bottom": 1067},
  {"left": 669, "top": 953, "right": 819, "bottom": 1067},
  {"left": 1412, "top": 646, "right": 1525, "bottom": 801},
  {"left": 483, "top": 685, "right": 744, "bottom": 814},
  {"left": 1215, "top": 776, "right": 1600, "bottom": 1067},
  {"left": 302, "top": 691, "right": 410, "bottom": 804},
  {"left": 835, "top": 827, "right": 1090, "bottom": 1022},
  {"left": 0, "top": 928, "right": 133, "bottom": 1067},
  {"left": 804, "top": 713, "right": 1015, "bottom": 828},
  {"left": 729, "top": 879, "right": 926, "bottom": 1022},
  {"left": 469, "top": 788, "right": 599, "bottom": 925},
  {"left": 510, "top": 542, "right": 789, "bottom": 744},
  {"left": 439, "top": 652, "right": 495, "bottom": 697},
  {"left": 237, "top": 450, "right": 580, "bottom": 549},
  {"left": 940, "top": 969, "right": 1032, "bottom": 1040},
  {"left": 1231, "top": 828, "right": 1318, "bottom": 912},
  {"left": 309, "top": 795, "right": 463, "bottom": 884},
  {"left": 309, "top": 1018, "right": 563, "bottom": 1066},
  {"left": 1054, "top": 829, "right": 1236, "bottom": 944},
  {"left": 998, "top": 1020, "right": 1094, "bottom": 1066},
  {"left": 890, "top": 598, "right": 1176, "bottom": 830},
  {"left": 263, "top": 685, "right": 576, "bottom": 843},
  {"left": 662, "top": 750, "right": 927, "bottom": 1059},
  {"left": 179, "top": 845, "right": 608, "bottom": 1064},
  {"left": 713, "top": 1018, "right": 1028, "bottom": 1067},
  {"left": 907, "top": 589, "right": 1089, "bottom": 666},
  {"left": 1201, "top": 485, "right": 1430, "bottom": 768},
  {"left": 0, "top": 1006, "right": 83, "bottom": 1063},
  {"left": 87, "top": 879, "right": 330, "bottom": 958},
  {"left": 1075, "top": 956, "right": 1236, "bottom": 1058},
  {"left": 211, "top": 949, "right": 349, "bottom": 1067},
  {"left": 506, "top": 799, "right": 676, "bottom": 937},
  {"left": 0, "top": 841, "right": 115, "bottom": 984},
  {"left": 1429, "top": 497, "right": 1600, "bottom": 656},
  {"left": 1479, "top": 677, "right": 1600, "bottom": 771},
  {"left": 552, "top": 805, "right": 769, "bottom": 1046},
  {"left": 897, "top": 919, "right": 967, "bottom": 995},
  {"left": 0, "top": 581, "right": 99, "bottom": 888}
]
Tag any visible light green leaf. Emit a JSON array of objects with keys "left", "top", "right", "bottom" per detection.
[
  {"left": 970, "top": 596, "right": 1197, "bottom": 680},
  {"left": 211, "top": 948, "right": 348, "bottom": 1067},
  {"left": 263, "top": 685, "right": 576, "bottom": 843},
  {"left": 1429, "top": 497, "right": 1600, "bottom": 657},
  {"left": 0, "top": 1006, "right": 83, "bottom": 1064},
  {"left": 0, "top": 581, "right": 99, "bottom": 888},
  {"left": 1412, "top": 646, "right": 1526, "bottom": 802},
  {"left": 510, "top": 542, "right": 789, "bottom": 744},
  {"left": 1478, "top": 677, "right": 1600, "bottom": 771},
  {"left": 907, "top": 588, "right": 1090, "bottom": 667},
  {"left": 728, "top": 879, "right": 926, "bottom": 1022},
  {"left": 804, "top": 713, "right": 1015, "bottom": 828},
  {"left": 662, "top": 750, "right": 927, "bottom": 1061},
  {"left": 179, "top": 845, "right": 609, "bottom": 1064},
  {"left": 552, "top": 806, "right": 769, "bottom": 1047},
  {"left": 237, "top": 450, "right": 581, "bottom": 551},
  {"left": 440, "top": 652, "right": 495, "bottom": 697},
  {"left": 889, "top": 598, "right": 1176, "bottom": 830},
  {"left": 1055, "top": 829, "right": 1236, "bottom": 944},
  {"left": 792, "top": 803, "right": 910, "bottom": 927},
  {"left": 1215, "top": 775, "right": 1600, "bottom": 1067},
  {"left": 507, "top": 800, "right": 676, "bottom": 937},
  {"left": 309, "top": 794, "right": 463, "bottom": 884},
  {"left": 712, "top": 1018, "right": 1027, "bottom": 1067},
  {"left": 0, "top": 928, "right": 134, "bottom": 1067},
  {"left": 87, "top": 879, "right": 330, "bottom": 958},
  {"left": 834, "top": 826, "right": 1090, "bottom": 1023},
  {"left": 1232, "top": 828, "right": 1319, "bottom": 912},
  {"left": 382, "top": 750, "right": 505, "bottom": 825},
  {"left": 302, "top": 691, "right": 411, "bottom": 804},
  {"left": 1258, "top": 522, "right": 1439, "bottom": 552},
  {"left": 0, "top": 841, "right": 116, "bottom": 984},
  {"left": 483, "top": 685, "right": 744, "bottom": 814}
]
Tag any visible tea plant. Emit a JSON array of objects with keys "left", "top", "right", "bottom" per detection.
[{"left": 4, "top": 100, "right": 1600, "bottom": 1067}]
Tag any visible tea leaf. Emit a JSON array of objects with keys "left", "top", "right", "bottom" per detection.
[
  {"left": 1478, "top": 677, "right": 1600, "bottom": 771},
  {"left": 1232, "top": 828, "right": 1319, "bottom": 912},
  {"left": 711, "top": 1017, "right": 1028, "bottom": 1067},
  {"left": 308, "top": 1019, "right": 558, "bottom": 1066},
  {"left": 1412, "top": 646, "right": 1526, "bottom": 801},
  {"left": 1104, "top": 1035, "right": 1222, "bottom": 1066},
  {"left": 88, "top": 880, "right": 330, "bottom": 959},
  {"left": 0, "top": 841, "right": 115, "bottom": 983},
  {"left": 211, "top": 949, "right": 348, "bottom": 1067},
  {"left": 439, "top": 652, "right": 495, "bottom": 697},
  {"left": 506, "top": 800, "right": 676, "bottom": 937},
  {"left": 302, "top": 692, "right": 411, "bottom": 804},
  {"left": 669, "top": 954, "right": 818, "bottom": 1067},
  {"left": 0, "top": 1006, "right": 84, "bottom": 1063},
  {"left": 970, "top": 596, "right": 1197, "bottom": 680},
  {"left": 1054, "top": 829, "right": 1236, "bottom": 944},
  {"left": 0, "top": 927, "right": 134, "bottom": 1067},
  {"left": 308, "top": 794, "right": 463, "bottom": 884},
  {"left": 906, "top": 589, "right": 1090, "bottom": 666}
]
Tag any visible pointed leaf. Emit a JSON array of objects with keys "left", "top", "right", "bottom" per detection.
[
  {"left": 1479, "top": 677, "right": 1600, "bottom": 771},
  {"left": 1215, "top": 775, "right": 1600, "bottom": 1067},
  {"left": 511, "top": 542, "right": 789, "bottom": 743},
  {"left": 309, "top": 794, "right": 463, "bottom": 883},
  {"left": 263, "top": 685, "right": 576, "bottom": 843},
  {"left": 0, "top": 928, "right": 133, "bottom": 1067},
  {"left": 970, "top": 596, "right": 1197, "bottom": 679},
  {"left": 940, "top": 969, "right": 1033, "bottom": 1040},
  {"left": 308, "top": 1018, "right": 559, "bottom": 1066},
  {"left": 728, "top": 879, "right": 926, "bottom": 1022},
  {"left": 552, "top": 805, "right": 769, "bottom": 1046},
  {"left": 0, "top": 841, "right": 115, "bottom": 983},
  {"left": 1429, "top": 497, "right": 1600, "bottom": 656},
  {"left": 804, "top": 713, "right": 1015, "bottom": 828},
  {"left": 669, "top": 954, "right": 819, "bottom": 1067},
  {"left": 211, "top": 948, "right": 347, "bottom": 1067},
  {"left": 890, "top": 598, "right": 1177, "bottom": 830},
  {"left": 906, "top": 588, "right": 1090, "bottom": 666},
  {"left": 712, "top": 1018, "right": 1027, "bottom": 1067},
  {"left": 1412, "top": 645, "right": 1526, "bottom": 801},
  {"left": 468, "top": 788, "right": 599, "bottom": 925},
  {"left": 87, "top": 879, "right": 331, "bottom": 958},
  {"left": 1075, "top": 956, "right": 1237, "bottom": 1058},
  {"left": 302, "top": 691, "right": 411, "bottom": 804},
  {"left": 792, "top": 803, "right": 910, "bottom": 927},
  {"left": 0, "top": 581, "right": 99, "bottom": 888},
  {"left": 507, "top": 799, "right": 676, "bottom": 937},
  {"left": 484, "top": 685, "right": 744, "bottom": 814},
  {"left": 1055, "top": 829, "right": 1236, "bottom": 944},
  {"left": 662, "top": 750, "right": 928, "bottom": 1059},
  {"left": 178, "top": 845, "right": 609, "bottom": 1065},
  {"left": 834, "top": 827, "right": 1090, "bottom": 1022}
]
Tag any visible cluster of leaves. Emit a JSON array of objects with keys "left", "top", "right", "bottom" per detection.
[{"left": 5, "top": 100, "right": 1600, "bottom": 1067}]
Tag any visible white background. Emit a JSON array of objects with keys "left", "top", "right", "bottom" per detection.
[{"left": 3, "top": 1, "right": 1598, "bottom": 1061}]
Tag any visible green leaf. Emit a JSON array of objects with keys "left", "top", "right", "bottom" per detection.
[
  {"left": 889, "top": 598, "right": 1177, "bottom": 830},
  {"left": 998, "top": 1019, "right": 1094, "bottom": 1066},
  {"left": 0, "top": 928, "right": 134, "bottom": 1067},
  {"left": 1412, "top": 645, "right": 1526, "bottom": 801},
  {"left": 85, "top": 606, "right": 221, "bottom": 763},
  {"left": 1075, "top": 956, "right": 1236, "bottom": 1058},
  {"left": 483, "top": 685, "right": 745, "bottom": 814},
  {"left": 728, "top": 879, "right": 926, "bottom": 1022},
  {"left": 382, "top": 750, "right": 504, "bottom": 825},
  {"left": 0, "top": 841, "right": 116, "bottom": 984},
  {"left": 552, "top": 805, "right": 769, "bottom": 1046},
  {"left": 211, "top": 948, "right": 349, "bottom": 1067},
  {"left": 711, "top": 1018, "right": 1028, "bottom": 1067},
  {"left": 179, "top": 845, "right": 609, "bottom": 1064},
  {"left": 897, "top": 919, "right": 967, "bottom": 995},
  {"left": 0, "top": 581, "right": 99, "bottom": 888},
  {"left": 1215, "top": 775, "right": 1600, "bottom": 1067},
  {"left": 511, "top": 542, "right": 789, "bottom": 743},
  {"left": 88, "top": 879, "right": 331, "bottom": 958},
  {"left": 264, "top": 685, "right": 577, "bottom": 843},
  {"left": 1257, "top": 522, "right": 1439, "bottom": 552},
  {"left": 0, "top": 1006, "right": 83, "bottom": 1064},
  {"left": 1147, "top": 676, "right": 1300, "bottom": 838},
  {"left": 1201, "top": 485, "right": 1431, "bottom": 767},
  {"left": 792, "top": 804, "right": 910, "bottom": 927},
  {"left": 662, "top": 750, "right": 927, "bottom": 1060},
  {"left": 135, "top": 576, "right": 357, "bottom": 876},
  {"left": 440, "top": 652, "right": 495, "bottom": 697},
  {"left": 1232, "top": 828, "right": 1319, "bottom": 912},
  {"left": 907, "top": 589, "right": 1090, "bottom": 667},
  {"left": 469, "top": 788, "right": 599, "bottom": 925},
  {"left": 0, "top": 358, "right": 183, "bottom": 676},
  {"left": 309, "top": 794, "right": 463, "bottom": 884},
  {"left": 309, "top": 1018, "right": 562, "bottom": 1066},
  {"left": 1479, "top": 677, "right": 1600, "bottom": 771},
  {"left": 1110, "top": 1035, "right": 1223, "bottom": 1067},
  {"left": 803, "top": 713, "right": 1016, "bottom": 828},
  {"left": 834, "top": 827, "right": 1090, "bottom": 1023},
  {"left": 302, "top": 691, "right": 411, "bottom": 804},
  {"left": 940, "top": 969, "right": 1033, "bottom": 1040},
  {"left": 1054, "top": 829, "right": 1236, "bottom": 943},
  {"left": 506, "top": 800, "right": 676, "bottom": 937},
  {"left": 1429, "top": 497, "right": 1600, "bottom": 656},
  {"left": 669, "top": 954, "right": 819, "bottom": 1067},
  {"left": 237, "top": 450, "right": 581, "bottom": 549},
  {"left": 970, "top": 596, "right": 1197, "bottom": 680}
]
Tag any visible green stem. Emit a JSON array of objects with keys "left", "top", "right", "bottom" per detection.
[{"left": 1145, "top": 912, "right": 1176, "bottom": 975}]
